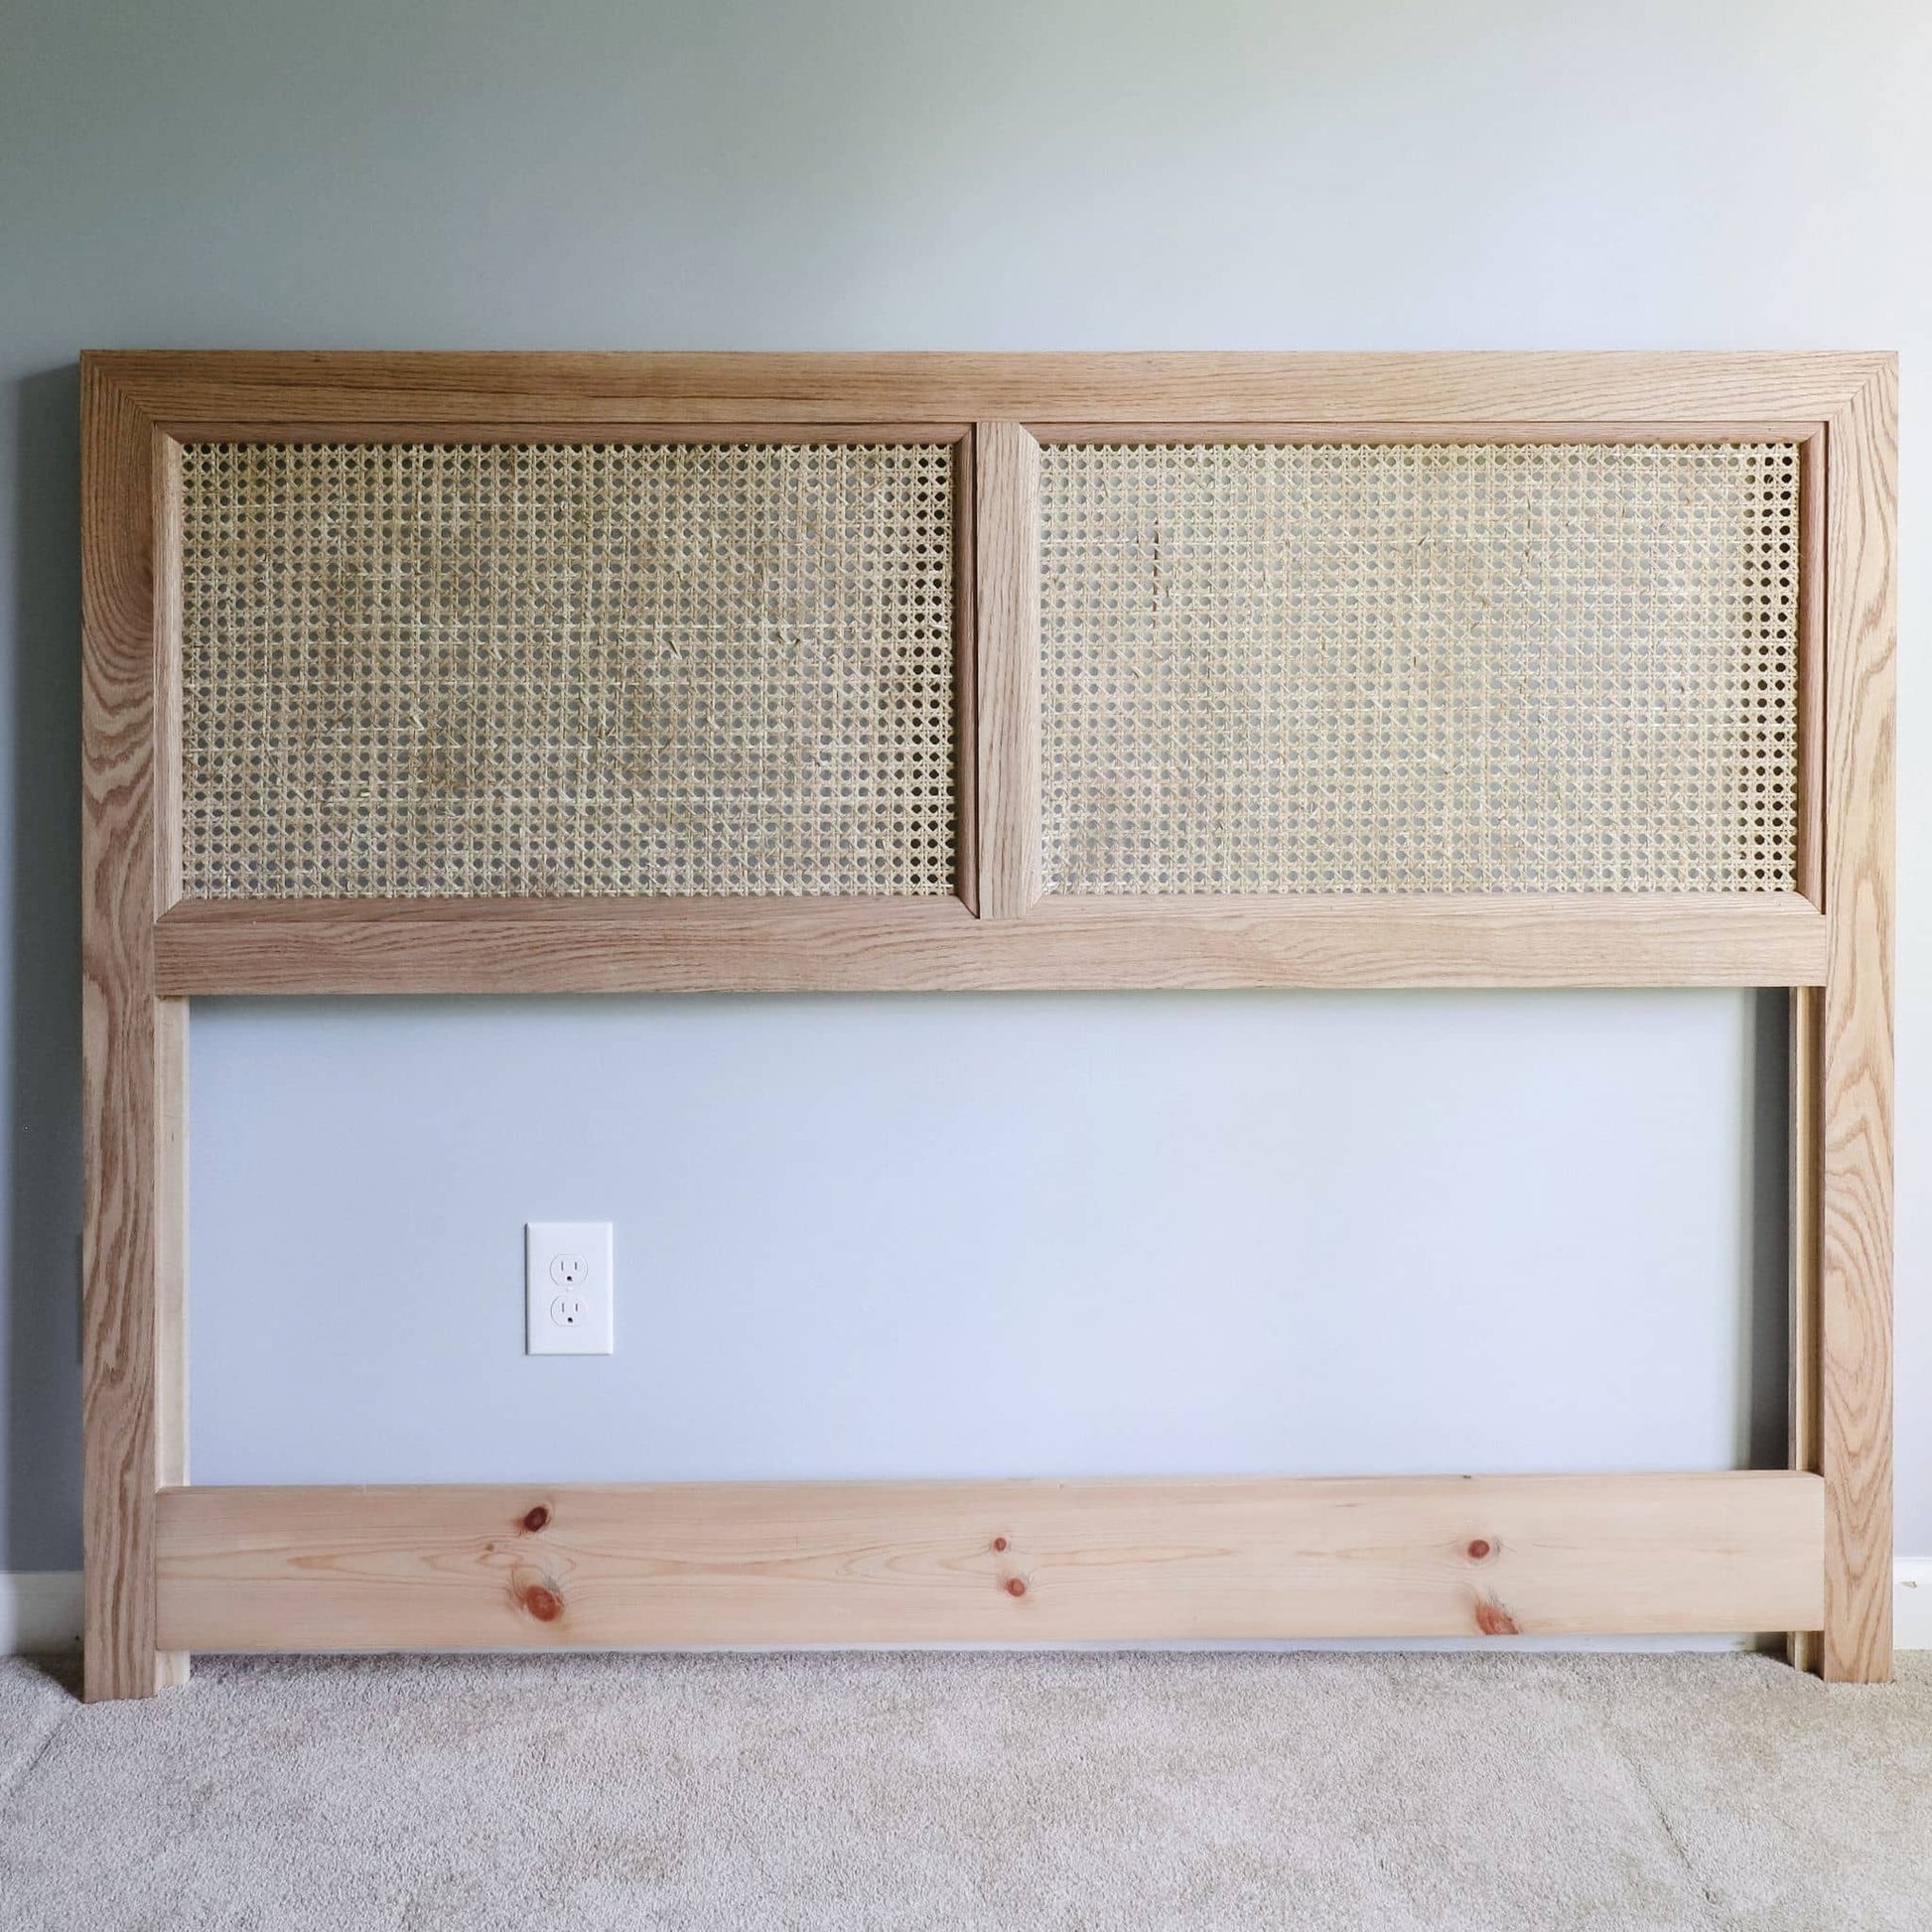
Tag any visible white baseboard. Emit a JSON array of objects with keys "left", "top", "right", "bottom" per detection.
[
  {"left": 0, "top": 1572, "right": 82, "bottom": 1653},
  {"left": 1895, "top": 1561, "right": 1932, "bottom": 1651},
  {"left": 7, "top": 1567, "right": 1930, "bottom": 1657}
]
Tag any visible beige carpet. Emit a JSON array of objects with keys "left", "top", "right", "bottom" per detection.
[{"left": 1, "top": 1650, "right": 1927, "bottom": 1929}]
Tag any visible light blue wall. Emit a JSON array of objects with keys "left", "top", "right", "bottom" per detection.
[
  {"left": 1, "top": 0, "right": 1925, "bottom": 1569},
  {"left": 189, "top": 992, "right": 1783, "bottom": 1488}
]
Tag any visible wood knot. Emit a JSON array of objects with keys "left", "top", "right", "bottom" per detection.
[
  {"left": 1465, "top": 1538, "right": 1493, "bottom": 1563},
  {"left": 1472, "top": 1594, "right": 1520, "bottom": 1637},
  {"left": 513, "top": 1573, "right": 564, "bottom": 1622},
  {"left": 992, "top": 1536, "right": 1009, "bottom": 1553},
  {"left": 521, "top": 1505, "right": 551, "bottom": 1534},
  {"left": 1005, "top": 1577, "right": 1027, "bottom": 1598}
]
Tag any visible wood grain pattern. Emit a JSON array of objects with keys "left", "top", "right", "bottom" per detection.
[
  {"left": 1817, "top": 362, "right": 1896, "bottom": 1682},
  {"left": 151, "top": 892, "right": 1827, "bottom": 995},
  {"left": 152, "top": 438, "right": 184, "bottom": 912},
  {"left": 154, "top": 419, "right": 977, "bottom": 446},
  {"left": 1795, "top": 430, "right": 1828, "bottom": 905},
  {"left": 1787, "top": 984, "right": 1822, "bottom": 1675},
  {"left": 949, "top": 433, "right": 979, "bottom": 912},
  {"left": 973, "top": 423, "right": 1041, "bottom": 917},
  {"left": 77, "top": 350, "right": 1891, "bottom": 1690},
  {"left": 155, "top": 1472, "right": 1825, "bottom": 1653},
  {"left": 151, "top": 997, "right": 189, "bottom": 1695},
  {"left": 80, "top": 366, "right": 185, "bottom": 1699},
  {"left": 152, "top": 432, "right": 191, "bottom": 1687},
  {"left": 1031, "top": 419, "right": 1831, "bottom": 446},
  {"left": 87, "top": 349, "right": 1889, "bottom": 428}
]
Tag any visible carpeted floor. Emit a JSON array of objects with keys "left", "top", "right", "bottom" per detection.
[{"left": 1, "top": 1650, "right": 1927, "bottom": 1929}]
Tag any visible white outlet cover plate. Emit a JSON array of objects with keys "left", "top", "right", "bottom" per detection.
[{"left": 525, "top": 1221, "right": 615, "bottom": 1355}]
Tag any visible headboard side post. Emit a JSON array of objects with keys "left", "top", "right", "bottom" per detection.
[
  {"left": 1816, "top": 361, "right": 1897, "bottom": 1683},
  {"left": 79, "top": 360, "right": 188, "bottom": 1700}
]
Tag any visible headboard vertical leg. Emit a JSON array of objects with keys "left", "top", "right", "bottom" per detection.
[
  {"left": 1816, "top": 364, "right": 1896, "bottom": 1685},
  {"left": 81, "top": 362, "right": 187, "bottom": 1700}
]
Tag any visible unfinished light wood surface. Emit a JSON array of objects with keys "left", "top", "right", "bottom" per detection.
[
  {"left": 154, "top": 1472, "right": 1825, "bottom": 1653},
  {"left": 1795, "top": 432, "right": 1828, "bottom": 904},
  {"left": 949, "top": 435, "right": 980, "bottom": 913},
  {"left": 78, "top": 350, "right": 1895, "bottom": 1696},
  {"left": 152, "top": 892, "right": 1827, "bottom": 995},
  {"left": 95, "top": 349, "right": 1891, "bottom": 428},
  {"left": 973, "top": 422, "right": 1041, "bottom": 918},
  {"left": 1787, "top": 984, "right": 1823, "bottom": 1677},
  {"left": 80, "top": 368, "right": 188, "bottom": 1700},
  {"left": 1817, "top": 362, "right": 1897, "bottom": 1682}
]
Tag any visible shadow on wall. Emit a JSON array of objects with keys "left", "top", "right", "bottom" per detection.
[
  {"left": 1747, "top": 990, "right": 1790, "bottom": 1472},
  {"left": 7, "top": 363, "right": 83, "bottom": 1571}
]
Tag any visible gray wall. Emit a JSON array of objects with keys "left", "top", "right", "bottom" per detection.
[
  {"left": 1, "top": 0, "right": 1925, "bottom": 1571},
  {"left": 189, "top": 992, "right": 1785, "bottom": 1488}
]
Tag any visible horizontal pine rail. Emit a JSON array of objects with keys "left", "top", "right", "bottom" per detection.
[{"left": 156, "top": 1471, "right": 1826, "bottom": 1652}]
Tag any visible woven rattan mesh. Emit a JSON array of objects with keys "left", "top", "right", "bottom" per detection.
[
  {"left": 180, "top": 442, "right": 955, "bottom": 898},
  {"left": 1039, "top": 442, "right": 1799, "bottom": 895}
]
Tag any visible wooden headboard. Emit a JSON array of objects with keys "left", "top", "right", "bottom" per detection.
[{"left": 80, "top": 351, "right": 1894, "bottom": 1697}]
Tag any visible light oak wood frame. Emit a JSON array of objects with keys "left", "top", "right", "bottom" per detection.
[{"left": 80, "top": 352, "right": 1895, "bottom": 1700}]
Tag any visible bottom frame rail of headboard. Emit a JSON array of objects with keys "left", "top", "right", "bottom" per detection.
[{"left": 152, "top": 1470, "right": 1824, "bottom": 1653}]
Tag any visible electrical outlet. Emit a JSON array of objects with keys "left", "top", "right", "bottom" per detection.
[{"left": 525, "top": 1222, "right": 614, "bottom": 1355}]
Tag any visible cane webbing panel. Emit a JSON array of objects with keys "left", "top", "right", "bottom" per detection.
[
  {"left": 179, "top": 442, "right": 955, "bottom": 898},
  {"left": 1039, "top": 442, "right": 1799, "bottom": 896}
]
